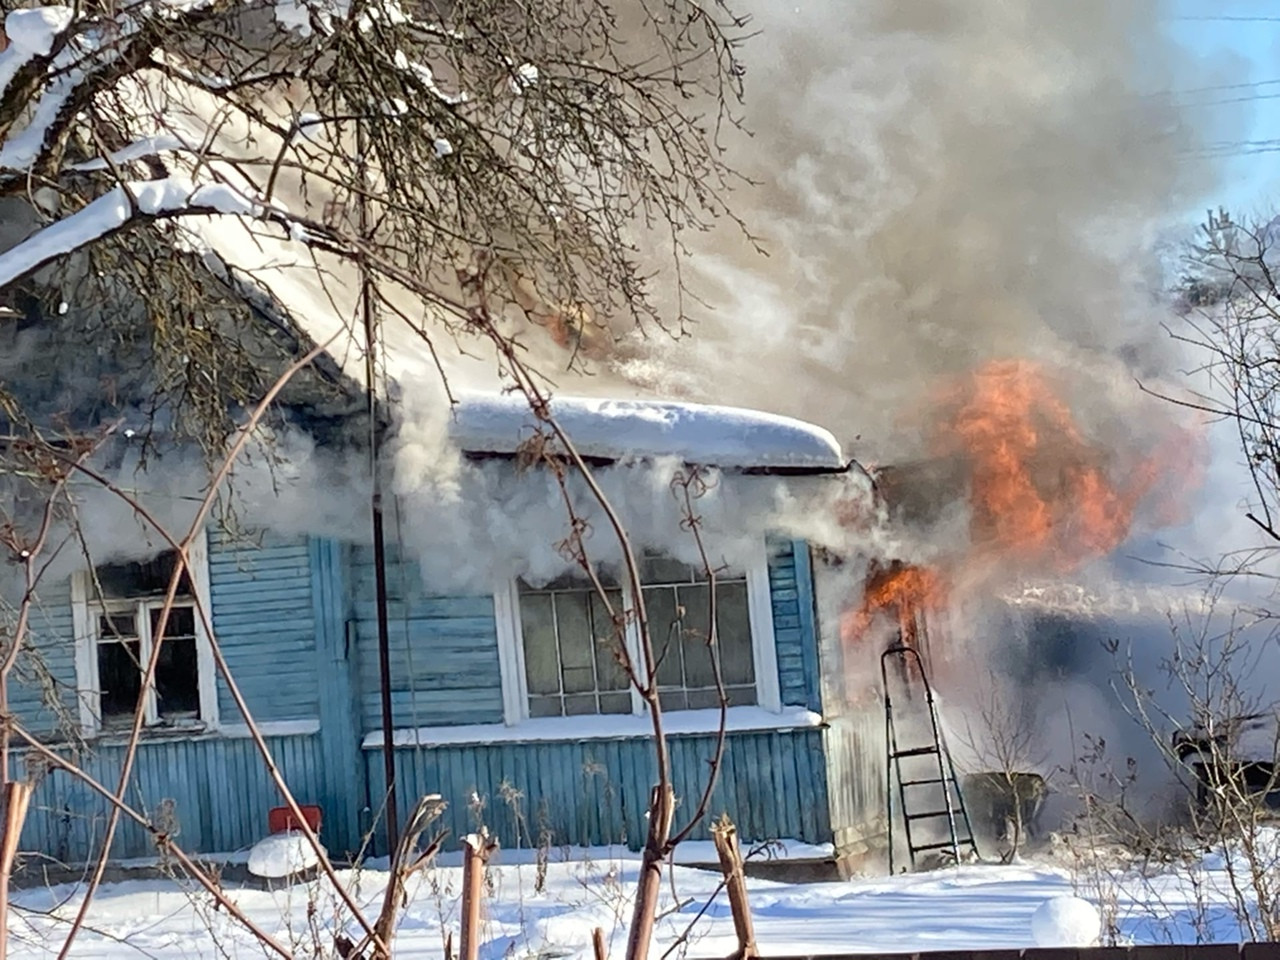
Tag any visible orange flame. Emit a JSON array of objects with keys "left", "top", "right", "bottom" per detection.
[
  {"left": 841, "top": 358, "right": 1174, "bottom": 663},
  {"left": 937, "top": 359, "right": 1154, "bottom": 571},
  {"left": 840, "top": 561, "right": 944, "bottom": 655}
]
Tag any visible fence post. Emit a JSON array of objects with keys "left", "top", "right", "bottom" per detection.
[
  {"left": 712, "top": 815, "right": 757, "bottom": 960},
  {"left": 459, "top": 831, "right": 497, "bottom": 960}
]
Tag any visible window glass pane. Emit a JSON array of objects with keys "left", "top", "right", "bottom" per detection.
[
  {"left": 658, "top": 689, "right": 689, "bottom": 712},
  {"left": 646, "top": 571, "right": 758, "bottom": 711},
  {"left": 686, "top": 688, "right": 722, "bottom": 710},
  {"left": 643, "top": 586, "right": 684, "bottom": 688},
  {"left": 94, "top": 551, "right": 191, "bottom": 599},
  {"left": 528, "top": 695, "right": 562, "bottom": 718},
  {"left": 522, "top": 585, "right": 635, "bottom": 717},
  {"left": 155, "top": 637, "right": 200, "bottom": 718},
  {"left": 562, "top": 665, "right": 596, "bottom": 695},
  {"left": 98, "top": 639, "right": 142, "bottom": 719},
  {"left": 151, "top": 605, "right": 196, "bottom": 640},
  {"left": 716, "top": 582, "right": 756, "bottom": 687},
  {"left": 563, "top": 693, "right": 597, "bottom": 716},
  {"left": 726, "top": 685, "right": 757, "bottom": 707},
  {"left": 519, "top": 593, "right": 560, "bottom": 696},
  {"left": 598, "top": 692, "right": 632, "bottom": 714},
  {"left": 555, "top": 592, "right": 594, "bottom": 692},
  {"left": 98, "top": 612, "right": 137, "bottom": 640},
  {"left": 677, "top": 583, "right": 716, "bottom": 689},
  {"left": 590, "top": 591, "right": 628, "bottom": 691}
]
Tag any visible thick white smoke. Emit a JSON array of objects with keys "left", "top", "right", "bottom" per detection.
[{"left": 610, "top": 1, "right": 1247, "bottom": 469}]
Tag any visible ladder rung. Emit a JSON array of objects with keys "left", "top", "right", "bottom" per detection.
[
  {"left": 900, "top": 778, "right": 947, "bottom": 787},
  {"left": 905, "top": 809, "right": 955, "bottom": 821},
  {"left": 911, "top": 840, "right": 964, "bottom": 853},
  {"left": 891, "top": 746, "right": 940, "bottom": 759}
]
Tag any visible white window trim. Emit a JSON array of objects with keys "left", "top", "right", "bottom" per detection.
[
  {"left": 71, "top": 529, "right": 219, "bottom": 737},
  {"left": 494, "top": 542, "right": 782, "bottom": 727}
]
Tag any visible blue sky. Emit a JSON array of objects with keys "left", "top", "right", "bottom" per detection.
[{"left": 1169, "top": 1, "right": 1280, "bottom": 214}]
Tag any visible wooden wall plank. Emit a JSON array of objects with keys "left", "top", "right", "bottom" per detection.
[
  {"left": 13, "top": 732, "right": 327, "bottom": 862},
  {"left": 364, "top": 728, "right": 832, "bottom": 851}
]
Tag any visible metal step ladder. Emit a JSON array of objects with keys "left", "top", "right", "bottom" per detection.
[{"left": 881, "top": 643, "right": 979, "bottom": 873}]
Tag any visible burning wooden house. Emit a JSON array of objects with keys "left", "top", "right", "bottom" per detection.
[{"left": 0, "top": 181, "right": 904, "bottom": 870}]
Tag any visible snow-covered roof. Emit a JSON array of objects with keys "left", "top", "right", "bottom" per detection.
[
  {"left": 449, "top": 392, "right": 847, "bottom": 470},
  {"left": 0, "top": 55, "right": 854, "bottom": 472}
]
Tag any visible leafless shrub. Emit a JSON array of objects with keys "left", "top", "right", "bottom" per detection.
[{"left": 954, "top": 682, "right": 1050, "bottom": 862}]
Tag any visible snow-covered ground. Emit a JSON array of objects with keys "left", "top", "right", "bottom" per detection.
[{"left": 7, "top": 835, "right": 1275, "bottom": 959}]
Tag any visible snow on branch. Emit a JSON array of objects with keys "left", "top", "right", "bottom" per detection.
[
  {"left": 68, "top": 135, "right": 192, "bottom": 171},
  {"left": 0, "top": 6, "right": 134, "bottom": 173},
  {"left": 0, "top": 7, "right": 72, "bottom": 97},
  {"left": 0, "top": 178, "right": 282, "bottom": 287}
]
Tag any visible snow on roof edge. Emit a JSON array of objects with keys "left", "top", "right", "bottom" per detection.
[{"left": 445, "top": 391, "right": 847, "bottom": 470}]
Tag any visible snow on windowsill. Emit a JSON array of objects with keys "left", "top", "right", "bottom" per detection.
[{"left": 361, "top": 705, "right": 823, "bottom": 749}]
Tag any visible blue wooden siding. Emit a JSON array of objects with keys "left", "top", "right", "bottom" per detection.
[
  {"left": 11, "top": 732, "right": 325, "bottom": 862},
  {"left": 767, "top": 539, "right": 822, "bottom": 710},
  {"left": 0, "top": 525, "right": 841, "bottom": 863},
  {"left": 309, "top": 538, "right": 364, "bottom": 857},
  {"left": 9, "top": 580, "right": 79, "bottom": 735},
  {"left": 348, "top": 537, "right": 823, "bottom": 734},
  {"left": 365, "top": 728, "right": 831, "bottom": 851},
  {"left": 208, "top": 530, "right": 320, "bottom": 723},
  {"left": 348, "top": 546, "right": 503, "bottom": 732},
  {"left": 0, "top": 530, "right": 348, "bottom": 865}
]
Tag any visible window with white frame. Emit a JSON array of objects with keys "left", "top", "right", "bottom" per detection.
[
  {"left": 497, "top": 546, "right": 781, "bottom": 723},
  {"left": 517, "top": 576, "right": 631, "bottom": 717},
  {"left": 72, "top": 537, "right": 217, "bottom": 734},
  {"left": 638, "top": 555, "right": 757, "bottom": 712}
]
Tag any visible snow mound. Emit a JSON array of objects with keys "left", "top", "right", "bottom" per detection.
[
  {"left": 4, "top": 7, "right": 73, "bottom": 56},
  {"left": 448, "top": 392, "right": 846, "bottom": 470},
  {"left": 1031, "top": 895, "right": 1101, "bottom": 947},
  {"left": 246, "top": 832, "right": 324, "bottom": 879}
]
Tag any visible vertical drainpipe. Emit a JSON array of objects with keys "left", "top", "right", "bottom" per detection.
[{"left": 358, "top": 119, "right": 400, "bottom": 855}]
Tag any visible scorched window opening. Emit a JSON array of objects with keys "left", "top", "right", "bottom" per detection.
[{"left": 87, "top": 551, "right": 203, "bottom": 730}]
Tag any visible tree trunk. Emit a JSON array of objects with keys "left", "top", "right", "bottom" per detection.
[
  {"left": 0, "top": 781, "right": 33, "bottom": 960},
  {"left": 625, "top": 784, "right": 675, "bottom": 960}
]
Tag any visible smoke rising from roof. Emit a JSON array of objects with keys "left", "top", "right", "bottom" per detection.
[{"left": 610, "top": 1, "right": 1244, "bottom": 471}]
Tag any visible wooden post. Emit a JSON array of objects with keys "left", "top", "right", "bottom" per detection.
[
  {"left": 0, "top": 782, "right": 33, "bottom": 960},
  {"left": 592, "top": 926, "right": 607, "bottom": 960},
  {"left": 711, "top": 815, "right": 757, "bottom": 960},
  {"left": 459, "top": 831, "right": 496, "bottom": 960}
]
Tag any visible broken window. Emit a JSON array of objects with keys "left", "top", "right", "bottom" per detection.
[
  {"left": 88, "top": 551, "right": 203, "bottom": 730},
  {"left": 516, "top": 554, "right": 757, "bottom": 717}
]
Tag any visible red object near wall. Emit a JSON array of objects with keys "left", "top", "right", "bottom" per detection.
[{"left": 268, "top": 805, "right": 323, "bottom": 835}]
